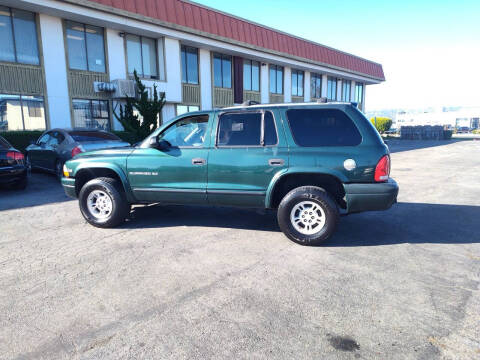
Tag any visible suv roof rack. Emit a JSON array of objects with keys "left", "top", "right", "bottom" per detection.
[{"left": 242, "top": 100, "right": 260, "bottom": 106}]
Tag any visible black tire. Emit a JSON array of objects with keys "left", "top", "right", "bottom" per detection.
[
  {"left": 78, "top": 177, "right": 131, "bottom": 228},
  {"left": 55, "top": 159, "right": 63, "bottom": 181},
  {"left": 277, "top": 186, "right": 339, "bottom": 246}
]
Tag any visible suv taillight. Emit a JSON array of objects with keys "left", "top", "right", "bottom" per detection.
[
  {"left": 6, "top": 151, "right": 24, "bottom": 162},
  {"left": 71, "top": 146, "right": 84, "bottom": 157},
  {"left": 374, "top": 155, "right": 390, "bottom": 182}
]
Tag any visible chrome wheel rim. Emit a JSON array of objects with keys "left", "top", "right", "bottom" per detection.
[
  {"left": 290, "top": 201, "right": 326, "bottom": 235},
  {"left": 87, "top": 190, "right": 113, "bottom": 219}
]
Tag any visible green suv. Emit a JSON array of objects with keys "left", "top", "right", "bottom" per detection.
[{"left": 62, "top": 103, "right": 398, "bottom": 245}]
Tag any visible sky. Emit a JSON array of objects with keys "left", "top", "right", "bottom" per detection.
[{"left": 194, "top": 0, "right": 480, "bottom": 111}]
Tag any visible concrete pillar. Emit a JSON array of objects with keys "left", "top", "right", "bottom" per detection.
[
  {"left": 350, "top": 80, "right": 356, "bottom": 103},
  {"left": 284, "top": 66, "right": 292, "bottom": 103},
  {"left": 199, "top": 48, "right": 212, "bottom": 110},
  {"left": 39, "top": 14, "right": 70, "bottom": 129},
  {"left": 260, "top": 63, "right": 269, "bottom": 103},
  {"left": 336, "top": 79, "right": 342, "bottom": 101},
  {"left": 163, "top": 38, "right": 182, "bottom": 103},
  {"left": 321, "top": 74, "right": 328, "bottom": 98},
  {"left": 361, "top": 84, "right": 366, "bottom": 111},
  {"left": 162, "top": 104, "right": 176, "bottom": 124},
  {"left": 304, "top": 71, "right": 311, "bottom": 102}
]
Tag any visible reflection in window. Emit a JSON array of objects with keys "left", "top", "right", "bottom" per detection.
[
  {"left": 176, "top": 105, "right": 200, "bottom": 116},
  {"left": 327, "top": 77, "right": 337, "bottom": 101},
  {"left": 159, "top": 115, "right": 208, "bottom": 147},
  {"left": 66, "top": 21, "right": 105, "bottom": 72},
  {"left": 269, "top": 65, "right": 283, "bottom": 94},
  {"left": 311, "top": 73, "right": 322, "bottom": 99},
  {"left": 213, "top": 53, "right": 232, "bottom": 88},
  {"left": 126, "top": 34, "right": 159, "bottom": 79},
  {"left": 72, "top": 99, "right": 110, "bottom": 130},
  {"left": 243, "top": 59, "right": 260, "bottom": 92},
  {"left": 291, "top": 69, "right": 304, "bottom": 97},
  {"left": 181, "top": 45, "right": 199, "bottom": 84},
  {"left": 0, "top": 94, "right": 46, "bottom": 131},
  {"left": 0, "top": 6, "right": 39, "bottom": 65}
]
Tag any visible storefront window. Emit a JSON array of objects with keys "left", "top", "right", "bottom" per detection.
[
  {"left": 72, "top": 99, "right": 110, "bottom": 130},
  {"left": 0, "top": 94, "right": 46, "bottom": 131}
]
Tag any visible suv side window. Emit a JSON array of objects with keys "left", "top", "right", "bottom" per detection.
[
  {"left": 217, "top": 111, "right": 277, "bottom": 146},
  {"left": 158, "top": 115, "right": 209, "bottom": 147},
  {"left": 286, "top": 108, "right": 362, "bottom": 146}
]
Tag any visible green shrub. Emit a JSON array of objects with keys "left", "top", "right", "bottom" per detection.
[
  {"left": 370, "top": 117, "right": 393, "bottom": 134},
  {"left": 473, "top": 129, "right": 480, "bottom": 134},
  {"left": 443, "top": 130, "right": 453, "bottom": 140},
  {"left": 0, "top": 131, "right": 44, "bottom": 153},
  {"left": 112, "top": 131, "right": 143, "bottom": 145}
]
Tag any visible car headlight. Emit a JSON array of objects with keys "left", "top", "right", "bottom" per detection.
[{"left": 63, "top": 164, "right": 72, "bottom": 178}]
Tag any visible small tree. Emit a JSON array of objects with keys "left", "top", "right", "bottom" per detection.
[
  {"left": 114, "top": 70, "right": 166, "bottom": 141},
  {"left": 370, "top": 117, "right": 393, "bottom": 134}
]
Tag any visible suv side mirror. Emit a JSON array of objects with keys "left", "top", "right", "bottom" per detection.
[{"left": 150, "top": 136, "right": 171, "bottom": 151}]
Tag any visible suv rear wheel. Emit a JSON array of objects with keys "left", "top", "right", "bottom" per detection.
[
  {"left": 277, "top": 186, "right": 339, "bottom": 246},
  {"left": 79, "top": 177, "right": 130, "bottom": 228}
]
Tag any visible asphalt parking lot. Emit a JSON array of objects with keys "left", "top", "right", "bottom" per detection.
[{"left": 1, "top": 140, "right": 479, "bottom": 360}]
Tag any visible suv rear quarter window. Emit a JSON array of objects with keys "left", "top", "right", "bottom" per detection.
[
  {"left": 217, "top": 111, "right": 277, "bottom": 146},
  {"left": 286, "top": 108, "right": 362, "bottom": 147}
]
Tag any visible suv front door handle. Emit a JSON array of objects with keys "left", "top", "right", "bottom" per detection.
[
  {"left": 192, "top": 158, "right": 206, "bottom": 166},
  {"left": 269, "top": 158, "right": 285, "bottom": 166}
]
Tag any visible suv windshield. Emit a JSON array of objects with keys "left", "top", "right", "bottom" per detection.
[{"left": 69, "top": 131, "right": 120, "bottom": 142}]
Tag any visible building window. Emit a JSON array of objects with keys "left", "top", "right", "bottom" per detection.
[
  {"left": 355, "top": 83, "right": 364, "bottom": 107},
  {"left": 243, "top": 59, "right": 260, "bottom": 92},
  {"left": 342, "top": 80, "right": 351, "bottom": 102},
  {"left": 176, "top": 104, "right": 200, "bottom": 116},
  {"left": 291, "top": 69, "right": 304, "bottom": 97},
  {"left": 72, "top": 99, "right": 110, "bottom": 130},
  {"left": 311, "top": 73, "right": 322, "bottom": 99},
  {"left": 327, "top": 76, "right": 337, "bottom": 101},
  {"left": 213, "top": 53, "right": 232, "bottom": 88},
  {"left": 125, "top": 34, "right": 159, "bottom": 79},
  {"left": 181, "top": 45, "right": 199, "bottom": 84},
  {"left": 0, "top": 7, "right": 39, "bottom": 65},
  {"left": 66, "top": 21, "right": 106, "bottom": 72},
  {"left": 269, "top": 65, "right": 283, "bottom": 94},
  {"left": 0, "top": 94, "right": 46, "bottom": 131}
]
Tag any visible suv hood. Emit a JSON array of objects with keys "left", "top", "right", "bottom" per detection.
[{"left": 74, "top": 146, "right": 135, "bottom": 159}]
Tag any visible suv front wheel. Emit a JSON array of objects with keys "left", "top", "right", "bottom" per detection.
[
  {"left": 278, "top": 186, "right": 339, "bottom": 246},
  {"left": 79, "top": 177, "right": 131, "bottom": 228}
]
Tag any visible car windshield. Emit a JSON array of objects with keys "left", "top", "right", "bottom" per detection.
[
  {"left": 69, "top": 131, "right": 120, "bottom": 142},
  {"left": 0, "top": 136, "right": 11, "bottom": 149}
]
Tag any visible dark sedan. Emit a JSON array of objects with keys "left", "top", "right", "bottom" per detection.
[
  {"left": 26, "top": 128, "right": 130, "bottom": 179},
  {"left": 0, "top": 136, "right": 28, "bottom": 190}
]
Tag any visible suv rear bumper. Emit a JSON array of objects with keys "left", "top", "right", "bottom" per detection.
[
  {"left": 344, "top": 178, "right": 399, "bottom": 213},
  {"left": 61, "top": 177, "right": 77, "bottom": 198}
]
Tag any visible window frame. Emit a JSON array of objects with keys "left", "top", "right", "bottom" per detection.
[
  {"left": 180, "top": 45, "right": 199, "bottom": 85},
  {"left": 269, "top": 65, "right": 284, "bottom": 95},
  {"left": 65, "top": 20, "right": 106, "bottom": 73},
  {"left": 285, "top": 108, "right": 363, "bottom": 147},
  {"left": 125, "top": 33, "right": 159, "bottom": 80},
  {"left": 291, "top": 69, "right": 304, "bottom": 97},
  {"left": 0, "top": 94, "right": 46, "bottom": 131},
  {"left": 243, "top": 59, "right": 260, "bottom": 92},
  {"left": 71, "top": 98, "right": 111, "bottom": 130},
  {"left": 0, "top": 7, "right": 40, "bottom": 65},
  {"left": 311, "top": 73, "right": 323, "bottom": 99},
  {"left": 157, "top": 114, "right": 210, "bottom": 149},
  {"left": 212, "top": 53, "right": 233, "bottom": 89},
  {"left": 215, "top": 110, "right": 279, "bottom": 148}
]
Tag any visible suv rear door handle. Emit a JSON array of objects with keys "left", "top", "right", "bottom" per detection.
[
  {"left": 192, "top": 158, "right": 206, "bottom": 166},
  {"left": 269, "top": 159, "right": 285, "bottom": 166}
]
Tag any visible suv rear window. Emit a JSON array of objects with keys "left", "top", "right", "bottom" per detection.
[
  {"left": 217, "top": 111, "right": 277, "bottom": 146},
  {"left": 286, "top": 108, "right": 362, "bottom": 146},
  {"left": 69, "top": 131, "right": 120, "bottom": 142}
]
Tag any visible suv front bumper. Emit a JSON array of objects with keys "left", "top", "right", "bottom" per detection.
[
  {"left": 61, "top": 177, "right": 77, "bottom": 199},
  {"left": 344, "top": 178, "right": 399, "bottom": 214}
]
